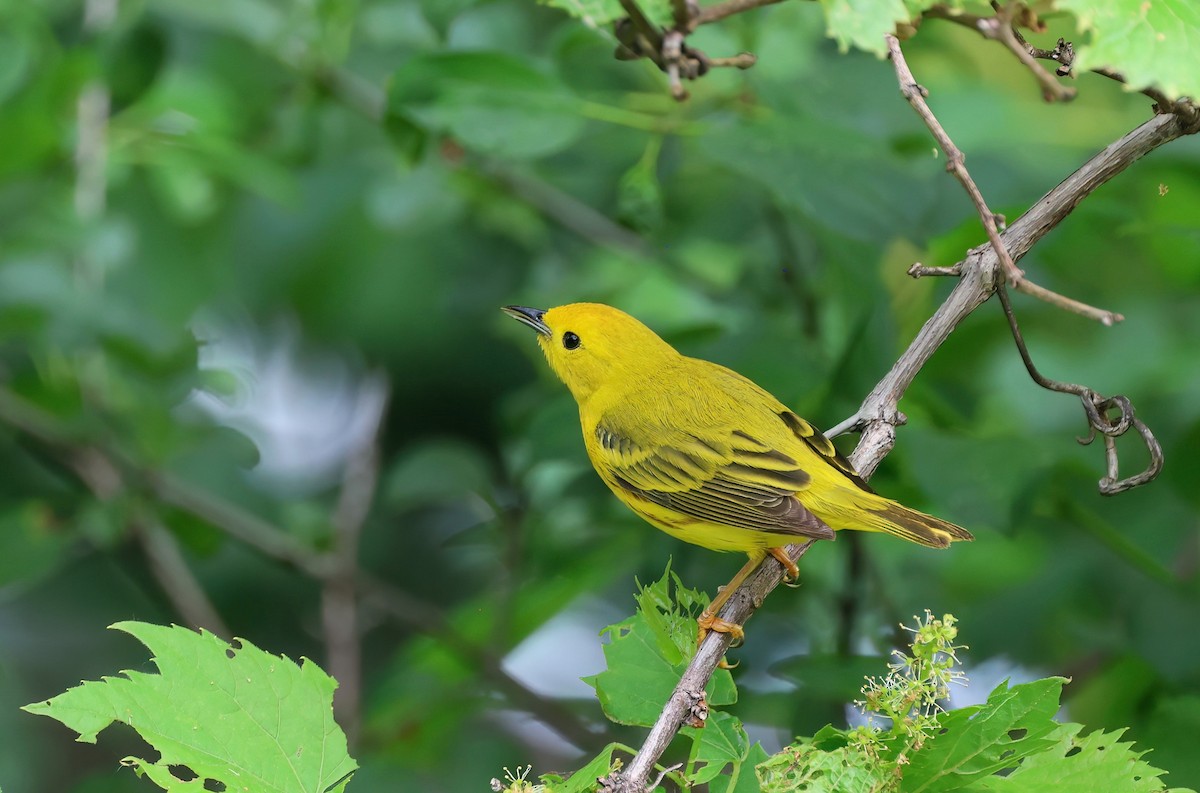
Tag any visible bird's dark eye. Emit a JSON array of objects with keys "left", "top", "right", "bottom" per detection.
[{"left": 562, "top": 331, "right": 581, "bottom": 350}]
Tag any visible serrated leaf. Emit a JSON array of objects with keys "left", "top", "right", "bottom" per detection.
[
  {"left": 685, "top": 710, "right": 750, "bottom": 785},
  {"left": 898, "top": 677, "right": 1066, "bottom": 792},
  {"left": 387, "top": 51, "right": 585, "bottom": 159},
  {"left": 1059, "top": 0, "right": 1200, "bottom": 101},
  {"left": 586, "top": 613, "right": 735, "bottom": 725},
  {"left": 586, "top": 566, "right": 735, "bottom": 727},
  {"left": 541, "top": 743, "right": 621, "bottom": 792},
  {"left": 975, "top": 723, "right": 1194, "bottom": 793},
  {"left": 23, "top": 622, "right": 357, "bottom": 793},
  {"left": 819, "top": 0, "right": 910, "bottom": 55}
]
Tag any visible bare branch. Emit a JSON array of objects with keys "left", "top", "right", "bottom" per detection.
[
  {"left": 886, "top": 34, "right": 1119, "bottom": 324},
  {"left": 923, "top": 3, "right": 1075, "bottom": 102},
  {"left": 987, "top": 3, "right": 1076, "bottom": 102},
  {"left": 611, "top": 0, "right": 779, "bottom": 98},
  {"left": 138, "top": 518, "right": 231, "bottom": 637},
  {"left": 322, "top": 374, "right": 389, "bottom": 748}
]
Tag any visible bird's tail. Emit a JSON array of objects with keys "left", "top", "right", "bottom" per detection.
[{"left": 834, "top": 492, "right": 973, "bottom": 548}]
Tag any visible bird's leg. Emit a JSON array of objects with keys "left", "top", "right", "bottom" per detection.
[
  {"left": 696, "top": 553, "right": 763, "bottom": 647},
  {"left": 768, "top": 547, "right": 801, "bottom": 587}
]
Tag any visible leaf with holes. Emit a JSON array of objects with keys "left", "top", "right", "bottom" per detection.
[
  {"left": 22, "top": 622, "right": 357, "bottom": 793},
  {"left": 974, "top": 722, "right": 1197, "bottom": 793},
  {"left": 896, "top": 677, "right": 1065, "bottom": 792},
  {"left": 1058, "top": 0, "right": 1200, "bottom": 101}
]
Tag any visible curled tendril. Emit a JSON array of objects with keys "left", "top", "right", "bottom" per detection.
[{"left": 998, "top": 285, "right": 1163, "bottom": 495}]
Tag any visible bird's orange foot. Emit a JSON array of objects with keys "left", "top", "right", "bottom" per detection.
[
  {"left": 769, "top": 547, "right": 801, "bottom": 588},
  {"left": 697, "top": 611, "right": 744, "bottom": 669},
  {"left": 697, "top": 611, "right": 745, "bottom": 646}
]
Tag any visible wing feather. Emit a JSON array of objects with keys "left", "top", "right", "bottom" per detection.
[{"left": 593, "top": 422, "right": 834, "bottom": 541}]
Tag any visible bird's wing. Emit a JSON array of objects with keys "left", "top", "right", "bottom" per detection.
[
  {"left": 593, "top": 421, "right": 835, "bottom": 540},
  {"left": 777, "top": 410, "right": 873, "bottom": 493}
]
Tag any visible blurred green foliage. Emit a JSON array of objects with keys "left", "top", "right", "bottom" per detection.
[{"left": 0, "top": 0, "right": 1197, "bottom": 791}]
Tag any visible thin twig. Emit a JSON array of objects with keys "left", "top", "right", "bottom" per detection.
[
  {"left": 995, "top": 285, "right": 1163, "bottom": 493},
  {"left": 322, "top": 374, "right": 388, "bottom": 748},
  {"left": 137, "top": 518, "right": 231, "bottom": 636},
  {"left": 1091, "top": 67, "right": 1200, "bottom": 126},
  {"left": 923, "top": 4, "right": 1074, "bottom": 102},
  {"left": 886, "top": 33, "right": 1120, "bottom": 325},
  {"left": 617, "top": 0, "right": 664, "bottom": 59},
  {"left": 907, "top": 262, "right": 962, "bottom": 278}
]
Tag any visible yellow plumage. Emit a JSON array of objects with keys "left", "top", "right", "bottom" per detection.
[{"left": 504, "top": 302, "right": 972, "bottom": 557}]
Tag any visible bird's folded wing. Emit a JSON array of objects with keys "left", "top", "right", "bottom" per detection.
[{"left": 594, "top": 422, "right": 834, "bottom": 540}]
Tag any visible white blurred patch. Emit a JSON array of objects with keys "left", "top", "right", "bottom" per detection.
[
  {"left": 189, "top": 315, "right": 388, "bottom": 493},
  {"left": 501, "top": 596, "right": 623, "bottom": 700}
]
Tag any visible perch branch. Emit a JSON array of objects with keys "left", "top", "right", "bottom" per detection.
[{"left": 604, "top": 32, "right": 1195, "bottom": 793}]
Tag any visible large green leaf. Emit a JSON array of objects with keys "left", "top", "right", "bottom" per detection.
[
  {"left": 976, "top": 723, "right": 1197, "bottom": 793},
  {"left": 1060, "top": 0, "right": 1200, "bottom": 101},
  {"left": 23, "top": 623, "right": 357, "bottom": 793},
  {"left": 898, "top": 677, "right": 1065, "bottom": 791}
]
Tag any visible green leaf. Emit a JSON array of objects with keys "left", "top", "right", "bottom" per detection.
[
  {"left": 685, "top": 710, "right": 750, "bottom": 786},
  {"left": 975, "top": 722, "right": 1194, "bottom": 793},
  {"left": 23, "top": 622, "right": 357, "bottom": 793},
  {"left": 1059, "top": 0, "right": 1200, "bottom": 101},
  {"left": 387, "top": 51, "right": 585, "bottom": 159},
  {"left": 540, "top": 743, "right": 621, "bottom": 792},
  {"left": 586, "top": 566, "right": 735, "bottom": 726},
  {"left": 723, "top": 742, "right": 770, "bottom": 793},
  {"left": 898, "top": 677, "right": 1066, "bottom": 792},
  {"left": 818, "top": 0, "right": 910, "bottom": 56}
]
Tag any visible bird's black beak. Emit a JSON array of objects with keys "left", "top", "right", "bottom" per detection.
[{"left": 502, "top": 305, "right": 551, "bottom": 337}]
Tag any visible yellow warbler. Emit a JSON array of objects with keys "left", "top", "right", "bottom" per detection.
[{"left": 503, "top": 303, "right": 971, "bottom": 639}]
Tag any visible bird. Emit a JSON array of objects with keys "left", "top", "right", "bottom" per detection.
[{"left": 502, "top": 302, "right": 972, "bottom": 644}]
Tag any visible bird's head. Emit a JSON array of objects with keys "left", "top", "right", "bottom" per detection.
[{"left": 502, "top": 302, "right": 677, "bottom": 403}]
